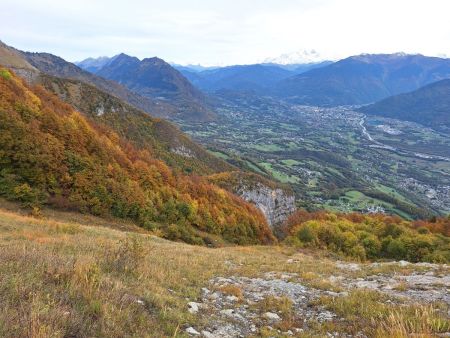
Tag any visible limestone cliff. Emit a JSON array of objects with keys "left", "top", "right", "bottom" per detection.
[
  {"left": 237, "top": 183, "right": 296, "bottom": 228},
  {"left": 208, "top": 172, "right": 296, "bottom": 228}
]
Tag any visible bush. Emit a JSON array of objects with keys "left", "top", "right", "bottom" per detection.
[
  {"left": 0, "top": 69, "right": 11, "bottom": 80},
  {"left": 13, "top": 183, "right": 42, "bottom": 207},
  {"left": 283, "top": 210, "right": 449, "bottom": 263},
  {"left": 297, "top": 225, "right": 316, "bottom": 243},
  {"left": 106, "top": 236, "right": 146, "bottom": 274}
]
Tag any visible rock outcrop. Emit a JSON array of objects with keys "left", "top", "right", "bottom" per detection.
[
  {"left": 237, "top": 183, "right": 296, "bottom": 228},
  {"left": 208, "top": 172, "right": 296, "bottom": 229}
]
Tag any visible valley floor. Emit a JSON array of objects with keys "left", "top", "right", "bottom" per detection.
[
  {"left": 0, "top": 201, "right": 448, "bottom": 337},
  {"left": 178, "top": 98, "right": 450, "bottom": 219}
]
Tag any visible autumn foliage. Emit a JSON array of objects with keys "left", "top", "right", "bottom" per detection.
[
  {"left": 0, "top": 68, "right": 274, "bottom": 245},
  {"left": 283, "top": 210, "right": 449, "bottom": 263}
]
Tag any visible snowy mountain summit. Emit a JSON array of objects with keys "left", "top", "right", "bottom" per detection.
[{"left": 264, "top": 49, "right": 325, "bottom": 65}]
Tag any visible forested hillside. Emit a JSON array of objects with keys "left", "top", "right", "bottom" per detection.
[
  {"left": 360, "top": 79, "right": 450, "bottom": 130},
  {"left": 0, "top": 68, "right": 274, "bottom": 245}
]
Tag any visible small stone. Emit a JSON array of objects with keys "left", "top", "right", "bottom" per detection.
[
  {"left": 398, "top": 260, "right": 410, "bottom": 267},
  {"left": 226, "top": 295, "right": 239, "bottom": 302},
  {"left": 201, "top": 330, "right": 214, "bottom": 338},
  {"left": 317, "top": 311, "right": 335, "bottom": 322},
  {"left": 188, "top": 302, "right": 201, "bottom": 314},
  {"left": 220, "top": 309, "right": 235, "bottom": 316},
  {"left": 264, "top": 312, "right": 281, "bottom": 321},
  {"left": 186, "top": 327, "right": 200, "bottom": 335},
  {"left": 209, "top": 292, "right": 220, "bottom": 300}
]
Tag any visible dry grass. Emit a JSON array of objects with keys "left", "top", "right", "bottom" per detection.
[
  {"left": 257, "top": 295, "right": 294, "bottom": 317},
  {"left": 318, "top": 290, "right": 450, "bottom": 337},
  {"left": 216, "top": 284, "right": 244, "bottom": 300},
  {"left": 0, "top": 200, "right": 448, "bottom": 337}
]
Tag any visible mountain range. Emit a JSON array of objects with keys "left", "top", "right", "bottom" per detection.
[
  {"left": 76, "top": 53, "right": 215, "bottom": 121},
  {"left": 263, "top": 49, "right": 326, "bottom": 65},
  {"left": 176, "top": 62, "right": 332, "bottom": 93},
  {"left": 273, "top": 53, "right": 450, "bottom": 106}
]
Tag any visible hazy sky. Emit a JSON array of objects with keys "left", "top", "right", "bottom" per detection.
[{"left": 2, "top": 0, "right": 450, "bottom": 65}]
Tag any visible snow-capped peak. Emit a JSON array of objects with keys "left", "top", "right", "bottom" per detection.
[{"left": 264, "top": 49, "right": 326, "bottom": 65}]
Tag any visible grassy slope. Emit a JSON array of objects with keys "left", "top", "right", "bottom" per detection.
[{"left": 0, "top": 200, "right": 448, "bottom": 337}]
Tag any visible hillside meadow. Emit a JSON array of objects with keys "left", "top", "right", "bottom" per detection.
[{"left": 0, "top": 199, "right": 449, "bottom": 337}]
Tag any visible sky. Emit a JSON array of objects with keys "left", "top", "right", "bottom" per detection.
[{"left": 2, "top": 0, "right": 450, "bottom": 66}]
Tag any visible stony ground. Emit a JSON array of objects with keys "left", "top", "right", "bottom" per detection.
[
  {"left": 185, "top": 260, "right": 450, "bottom": 337},
  {"left": 0, "top": 200, "right": 448, "bottom": 337}
]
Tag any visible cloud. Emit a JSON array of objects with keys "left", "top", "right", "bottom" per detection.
[{"left": 1, "top": 0, "right": 450, "bottom": 65}]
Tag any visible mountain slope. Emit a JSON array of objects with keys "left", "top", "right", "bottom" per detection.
[
  {"left": 275, "top": 53, "right": 450, "bottom": 106},
  {"left": 36, "top": 73, "right": 232, "bottom": 175},
  {"left": 95, "top": 54, "right": 216, "bottom": 121},
  {"left": 36, "top": 75, "right": 297, "bottom": 226},
  {"left": 0, "top": 41, "right": 39, "bottom": 81},
  {"left": 359, "top": 79, "right": 450, "bottom": 130},
  {"left": 0, "top": 42, "right": 229, "bottom": 175},
  {"left": 18, "top": 49, "right": 178, "bottom": 118},
  {"left": 0, "top": 67, "right": 273, "bottom": 244}
]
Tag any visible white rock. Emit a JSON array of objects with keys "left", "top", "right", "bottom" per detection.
[
  {"left": 226, "top": 295, "right": 239, "bottom": 302},
  {"left": 209, "top": 292, "right": 220, "bottom": 300},
  {"left": 201, "top": 330, "right": 214, "bottom": 338},
  {"left": 336, "top": 262, "right": 361, "bottom": 271},
  {"left": 186, "top": 327, "right": 201, "bottom": 336},
  {"left": 317, "top": 311, "right": 335, "bottom": 322},
  {"left": 188, "top": 302, "right": 201, "bottom": 314},
  {"left": 264, "top": 312, "right": 281, "bottom": 321},
  {"left": 220, "top": 309, "right": 235, "bottom": 316}
]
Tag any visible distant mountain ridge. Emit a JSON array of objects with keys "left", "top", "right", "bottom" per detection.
[
  {"left": 4, "top": 45, "right": 179, "bottom": 119},
  {"left": 78, "top": 53, "right": 216, "bottom": 121},
  {"left": 273, "top": 53, "right": 450, "bottom": 106},
  {"left": 74, "top": 56, "right": 114, "bottom": 73},
  {"left": 177, "top": 62, "right": 332, "bottom": 93},
  {"left": 360, "top": 79, "right": 450, "bottom": 130},
  {"left": 181, "top": 64, "right": 293, "bottom": 93}
]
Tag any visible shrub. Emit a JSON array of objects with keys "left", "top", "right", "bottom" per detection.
[
  {"left": 0, "top": 69, "right": 11, "bottom": 80},
  {"left": 13, "top": 183, "right": 42, "bottom": 207},
  {"left": 297, "top": 224, "right": 316, "bottom": 243},
  {"left": 283, "top": 210, "right": 449, "bottom": 263},
  {"left": 106, "top": 236, "right": 146, "bottom": 274}
]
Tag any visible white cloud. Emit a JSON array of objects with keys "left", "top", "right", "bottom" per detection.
[{"left": 1, "top": 0, "right": 449, "bottom": 65}]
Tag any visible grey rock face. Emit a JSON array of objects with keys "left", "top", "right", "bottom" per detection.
[{"left": 237, "top": 183, "right": 296, "bottom": 227}]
